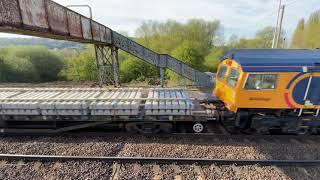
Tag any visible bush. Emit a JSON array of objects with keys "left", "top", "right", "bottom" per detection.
[
  {"left": 15, "top": 46, "right": 64, "bottom": 81},
  {"left": 120, "top": 57, "right": 159, "bottom": 84},
  {"left": 203, "top": 46, "right": 227, "bottom": 72},
  {"left": 0, "top": 56, "right": 11, "bottom": 81},
  {"left": 0, "top": 46, "right": 63, "bottom": 82},
  {"left": 59, "top": 47, "right": 97, "bottom": 81},
  {"left": 122, "top": 19, "right": 221, "bottom": 84}
]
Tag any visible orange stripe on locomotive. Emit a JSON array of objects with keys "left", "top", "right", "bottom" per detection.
[{"left": 214, "top": 49, "right": 320, "bottom": 113}]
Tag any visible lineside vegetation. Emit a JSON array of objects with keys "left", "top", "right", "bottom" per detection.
[{"left": 0, "top": 9, "right": 320, "bottom": 84}]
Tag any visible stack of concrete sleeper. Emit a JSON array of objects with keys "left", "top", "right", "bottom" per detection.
[
  {"left": 0, "top": 88, "right": 194, "bottom": 116},
  {"left": 145, "top": 89, "right": 194, "bottom": 116},
  {"left": 89, "top": 89, "right": 142, "bottom": 115},
  {"left": 0, "top": 88, "right": 143, "bottom": 116}
]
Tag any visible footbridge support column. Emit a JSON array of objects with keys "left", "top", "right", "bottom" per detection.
[
  {"left": 160, "top": 67, "right": 165, "bottom": 88},
  {"left": 158, "top": 54, "right": 168, "bottom": 88},
  {"left": 95, "top": 45, "right": 120, "bottom": 87}
]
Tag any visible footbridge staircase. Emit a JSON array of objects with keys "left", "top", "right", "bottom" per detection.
[{"left": 0, "top": 0, "right": 213, "bottom": 87}]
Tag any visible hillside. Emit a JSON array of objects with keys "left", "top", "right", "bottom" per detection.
[{"left": 0, "top": 37, "right": 80, "bottom": 49}]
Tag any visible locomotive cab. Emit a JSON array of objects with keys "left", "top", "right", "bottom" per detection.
[
  {"left": 214, "top": 59, "right": 279, "bottom": 113},
  {"left": 214, "top": 49, "right": 320, "bottom": 134},
  {"left": 214, "top": 59, "right": 244, "bottom": 112}
]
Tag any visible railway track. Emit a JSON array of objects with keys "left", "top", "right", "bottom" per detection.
[
  {"left": 0, "top": 134, "right": 319, "bottom": 179},
  {"left": 2, "top": 156, "right": 310, "bottom": 180},
  {"left": 3, "top": 128, "right": 320, "bottom": 141},
  {"left": 1, "top": 154, "right": 320, "bottom": 166},
  {"left": 3, "top": 130, "right": 320, "bottom": 145}
]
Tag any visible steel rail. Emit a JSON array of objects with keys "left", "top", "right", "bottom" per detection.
[{"left": 0, "top": 154, "right": 319, "bottom": 166}]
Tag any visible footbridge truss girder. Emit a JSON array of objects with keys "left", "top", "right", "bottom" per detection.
[
  {"left": 95, "top": 45, "right": 120, "bottom": 87},
  {"left": 0, "top": 0, "right": 213, "bottom": 87}
]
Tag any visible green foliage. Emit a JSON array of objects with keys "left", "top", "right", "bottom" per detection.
[
  {"left": 0, "top": 46, "right": 63, "bottom": 82},
  {"left": 255, "top": 26, "right": 277, "bottom": 48},
  {"left": 18, "top": 46, "right": 64, "bottom": 81},
  {"left": 3, "top": 55, "right": 38, "bottom": 82},
  {"left": 291, "top": 10, "right": 320, "bottom": 49},
  {"left": 172, "top": 41, "right": 205, "bottom": 69},
  {"left": 120, "top": 19, "right": 221, "bottom": 84},
  {"left": 7, "top": 12, "right": 320, "bottom": 85},
  {"left": 0, "top": 56, "right": 11, "bottom": 81},
  {"left": 291, "top": 19, "right": 305, "bottom": 48},
  {"left": 305, "top": 10, "right": 320, "bottom": 48},
  {"left": 228, "top": 26, "right": 284, "bottom": 48},
  {"left": 167, "top": 41, "right": 205, "bottom": 82},
  {"left": 136, "top": 19, "right": 220, "bottom": 55},
  {"left": 120, "top": 57, "right": 159, "bottom": 84},
  {"left": 204, "top": 46, "right": 227, "bottom": 72},
  {"left": 59, "top": 46, "right": 97, "bottom": 81}
]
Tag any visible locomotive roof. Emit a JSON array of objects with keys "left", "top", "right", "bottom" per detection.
[{"left": 222, "top": 49, "right": 320, "bottom": 72}]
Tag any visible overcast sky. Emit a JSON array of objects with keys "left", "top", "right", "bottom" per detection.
[{"left": 0, "top": 0, "right": 319, "bottom": 40}]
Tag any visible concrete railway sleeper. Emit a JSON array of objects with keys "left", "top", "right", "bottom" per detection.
[{"left": 2, "top": 87, "right": 320, "bottom": 135}]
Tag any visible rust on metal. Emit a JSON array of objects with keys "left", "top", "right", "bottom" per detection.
[
  {"left": 105, "top": 27, "right": 112, "bottom": 44},
  {"left": 0, "top": 0, "right": 22, "bottom": 27},
  {"left": 0, "top": 0, "right": 213, "bottom": 87},
  {"left": 67, "top": 11, "right": 82, "bottom": 38},
  {"left": 98, "top": 25, "right": 113, "bottom": 44},
  {"left": 81, "top": 16, "right": 92, "bottom": 40},
  {"left": 18, "top": 0, "right": 49, "bottom": 31},
  {"left": 46, "top": 0, "right": 68, "bottom": 35},
  {"left": 91, "top": 21, "right": 101, "bottom": 41},
  {"left": 99, "top": 24, "right": 107, "bottom": 43},
  {"left": 99, "top": 24, "right": 112, "bottom": 44}
]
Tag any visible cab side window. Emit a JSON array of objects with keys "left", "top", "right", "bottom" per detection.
[
  {"left": 217, "top": 65, "right": 228, "bottom": 80},
  {"left": 227, "top": 68, "right": 239, "bottom": 87},
  {"left": 244, "top": 74, "right": 277, "bottom": 90}
]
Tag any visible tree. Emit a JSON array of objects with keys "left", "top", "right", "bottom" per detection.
[
  {"left": 135, "top": 20, "right": 183, "bottom": 53},
  {"left": 291, "top": 19, "right": 305, "bottom": 48},
  {"left": 255, "top": 26, "right": 276, "bottom": 48},
  {"left": 180, "top": 19, "right": 221, "bottom": 56},
  {"left": 172, "top": 41, "right": 204, "bottom": 70},
  {"left": 227, "top": 35, "right": 239, "bottom": 48},
  {"left": 15, "top": 46, "right": 64, "bottom": 81},
  {"left": 59, "top": 46, "right": 97, "bottom": 81},
  {"left": 289, "top": 9, "right": 320, "bottom": 49},
  {"left": 123, "top": 19, "right": 221, "bottom": 84},
  {"left": 3, "top": 54, "right": 38, "bottom": 82},
  {"left": 305, "top": 10, "right": 320, "bottom": 48},
  {"left": 227, "top": 26, "right": 285, "bottom": 48},
  {"left": 166, "top": 41, "right": 205, "bottom": 82},
  {"left": 0, "top": 56, "right": 10, "bottom": 81},
  {"left": 0, "top": 46, "right": 63, "bottom": 82},
  {"left": 135, "top": 19, "right": 220, "bottom": 56},
  {"left": 204, "top": 46, "right": 228, "bottom": 72},
  {"left": 120, "top": 57, "right": 159, "bottom": 84}
]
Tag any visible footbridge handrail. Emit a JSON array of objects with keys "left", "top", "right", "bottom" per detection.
[{"left": 0, "top": 0, "right": 213, "bottom": 87}]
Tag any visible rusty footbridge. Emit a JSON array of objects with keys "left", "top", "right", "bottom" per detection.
[
  {"left": 0, "top": 0, "right": 213, "bottom": 87},
  {"left": 0, "top": 0, "right": 219, "bottom": 135}
]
